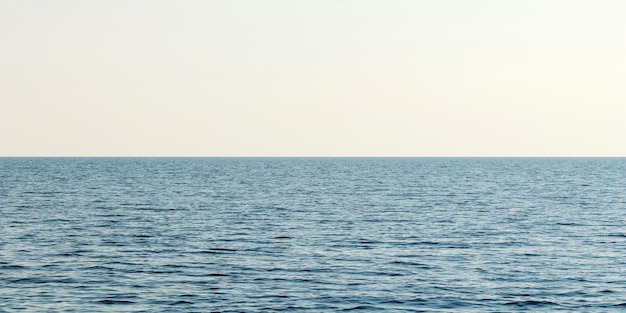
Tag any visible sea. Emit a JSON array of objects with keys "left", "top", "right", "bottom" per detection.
[{"left": 1, "top": 157, "right": 626, "bottom": 312}]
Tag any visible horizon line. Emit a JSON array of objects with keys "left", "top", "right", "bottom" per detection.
[{"left": 2, "top": 155, "right": 625, "bottom": 158}]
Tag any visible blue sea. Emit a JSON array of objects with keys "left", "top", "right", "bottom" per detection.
[{"left": 1, "top": 157, "right": 626, "bottom": 312}]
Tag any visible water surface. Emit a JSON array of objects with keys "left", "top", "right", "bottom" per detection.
[{"left": 1, "top": 158, "right": 626, "bottom": 312}]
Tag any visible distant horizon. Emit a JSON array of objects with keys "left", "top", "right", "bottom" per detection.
[{"left": 2, "top": 155, "right": 625, "bottom": 158}]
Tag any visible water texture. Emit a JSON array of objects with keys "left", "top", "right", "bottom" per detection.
[{"left": 1, "top": 157, "right": 626, "bottom": 312}]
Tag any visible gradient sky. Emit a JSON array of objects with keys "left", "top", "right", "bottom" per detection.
[{"left": 2, "top": 0, "right": 625, "bottom": 156}]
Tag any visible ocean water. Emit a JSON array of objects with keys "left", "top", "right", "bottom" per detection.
[{"left": 1, "top": 157, "right": 626, "bottom": 312}]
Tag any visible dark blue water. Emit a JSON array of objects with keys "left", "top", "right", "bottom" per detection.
[{"left": 1, "top": 158, "right": 626, "bottom": 312}]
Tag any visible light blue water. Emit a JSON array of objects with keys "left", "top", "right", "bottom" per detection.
[{"left": 1, "top": 157, "right": 626, "bottom": 312}]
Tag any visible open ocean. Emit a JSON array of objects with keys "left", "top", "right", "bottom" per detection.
[{"left": 1, "top": 157, "right": 626, "bottom": 312}]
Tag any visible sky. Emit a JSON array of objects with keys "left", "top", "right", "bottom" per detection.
[{"left": 2, "top": 0, "right": 626, "bottom": 157}]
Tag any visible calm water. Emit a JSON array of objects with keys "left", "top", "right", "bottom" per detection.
[{"left": 1, "top": 157, "right": 626, "bottom": 312}]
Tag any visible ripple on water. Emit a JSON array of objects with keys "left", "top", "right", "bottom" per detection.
[{"left": 2, "top": 158, "right": 626, "bottom": 311}]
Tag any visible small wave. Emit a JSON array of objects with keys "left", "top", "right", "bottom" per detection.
[
  {"left": 132, "top": 234, "right": 153, "bottom": 238},
  {"left": 357, "top": 239, "right": 378, "bottom": 244},
  {"left": 390, "top": 261, "right": 432, "bottom": 268},
  {"left": 505, "top": 300, "right": 558, "bottom": 307},
  {"left": 406, "top": 240, "right": 440, "bottom": 245},
  {"left": 207, "top": 248, "right": 237, "bottom": 252},
  {"left": 82, "top": 265, "right": 115, "bottom": 271},
  {"left": 341, "top": 305, "right": 379, "bottom": 311},
  {"left": 96, "top": 299, "right": 135, "bottom": 305},
  {"left": 22, "top": 191, "right": 63, "bottom": 196},
  {"left": 607, "top": 233, "right": 626, "bottom": 237},
  {"left": 194, "top": 248, "right": 238, "bottom": 254},
  {"left": 274, "top": 236, "right": 292, "bottom": 239},
  {"left": 169, "top": 300, "right": 194, "bottom": 305},
  {"left": 0, "top": 264, "right": 27, "bottom": 270},
  {"left": 9, "top": 277, "right": 41, "bottom": 284}
]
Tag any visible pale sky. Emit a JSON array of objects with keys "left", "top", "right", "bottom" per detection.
[{"left": 2, "top": 0, "right": 625, "bottom": 156}]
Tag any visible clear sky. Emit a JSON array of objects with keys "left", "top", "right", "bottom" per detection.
[{"left": 2, "top": 0, "right": 625, "bottom": 156}]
